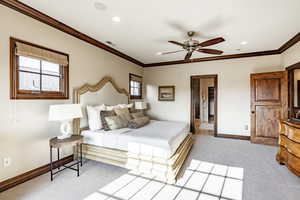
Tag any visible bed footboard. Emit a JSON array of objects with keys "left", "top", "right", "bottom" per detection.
[{"left": 80, "top": 134, "right": 194, "bottom": 184}]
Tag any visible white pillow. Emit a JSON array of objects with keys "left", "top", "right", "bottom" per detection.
[
  {"left": 106, "top": 104, "right": 133, "bottom": 110},
  {"left": 86, "top": 104, "right": 106, "bottom": 130},
  {"left": 118, "top": 103, "right": 134, "bottom": 109},
  {"left": 106, "top": 105, "right": 121, "bottom": 111}
]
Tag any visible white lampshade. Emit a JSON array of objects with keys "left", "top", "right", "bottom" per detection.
[
  {"left": 135, "top": 101, "right": 147, "bottom": 110},
  {"left": 49, "top": 104, "right": 83, "bottom": 121}
]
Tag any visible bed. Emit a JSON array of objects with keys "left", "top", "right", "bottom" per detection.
[{"left": 73, "top": 76, "right": 194, "bottom": 183}]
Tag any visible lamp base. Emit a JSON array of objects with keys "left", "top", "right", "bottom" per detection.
[{"left": 57, "top": 120, "right": 73, "bottom": 140}]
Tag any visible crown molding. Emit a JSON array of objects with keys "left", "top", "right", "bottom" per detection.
[
  {"left": 278, "top": 32, "right": 300, "bottom": 53},
  {"left": 144, "top": 49, "right": 281, "bottom": 67},
  {"left": 0, "top": 0, "right": 144, "bottom": 67},
  {"left": 1, "top": 0, "right": 299, "bottom": 68}
]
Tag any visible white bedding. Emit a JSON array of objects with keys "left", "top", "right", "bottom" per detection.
[{"left": 82, "top": 120, "right": 189, "bottom": 159}]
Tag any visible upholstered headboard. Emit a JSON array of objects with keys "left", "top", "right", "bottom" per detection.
[{"left": 73, "top": 76, "right": 129, "bottom": 134}]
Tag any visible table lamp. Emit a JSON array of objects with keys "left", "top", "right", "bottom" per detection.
[
  {"left": 49, "top": 104, "right": 83, "bottom": 139},
  {"left": 135, "top": 101, "right": 147, "bottom": 111}
]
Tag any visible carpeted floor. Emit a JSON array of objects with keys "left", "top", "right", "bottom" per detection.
[{"left": 1, "top": 135, "right": 300, "bottom": 200}]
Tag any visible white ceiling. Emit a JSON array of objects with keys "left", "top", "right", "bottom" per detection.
[{"left": 20, "top": 0, "right": 300, "bottom": 64}]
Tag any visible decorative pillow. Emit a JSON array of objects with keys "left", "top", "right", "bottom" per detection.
[
  {"left": 114, "top": 108, "right": 132, "bottom": 122},
  {"left": 128, "top": 116, "right": 150, "bottom": 129},
  {"left": 105, "top": 116, "right": 127, "bottom": 130},
  {"left": 86, "top": 104, "right": 106, "bottom": 130},
  {"left": 100, "top": 110, "right": 116, "bottom": 131},
  {"left": 129, "top": 107, "right": 139, "bottom": 113},
  {"left": 131, "top": 111, "right": 145, "bottom": 119}
]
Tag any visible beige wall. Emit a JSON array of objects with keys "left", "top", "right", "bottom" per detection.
[
  {"left": 0, "top": 4, "right": 299, "bottom": 182},
  {"left": 0, "top": 6, "right": 142, "bottom": 181},
  {"left": 144, "top": 55, "right": 284, "bottom": 136}
]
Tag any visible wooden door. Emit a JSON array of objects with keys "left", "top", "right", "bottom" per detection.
[{"left": 250, "top": 71, "right": 288, "bottom": 145}]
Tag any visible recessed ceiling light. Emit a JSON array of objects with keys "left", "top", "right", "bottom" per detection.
[
  {"left": 156, "top": 52, "right": 162, "bottom": 55},
  {"left": 240, "top": 41, "right": 248, "bottom": 45},
  {"left": 112, "top": 16, "right": 121, "bottom": 22},
  {"left": 106, "top": 41, "right": 116, "bottom": 46},
  {"left": 94, "top": 2, "right": 107, "bottom": 11}
]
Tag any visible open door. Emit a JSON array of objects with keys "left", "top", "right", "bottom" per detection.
[{"left": 250, "top": 71, "right": 288, "bottom": 145}]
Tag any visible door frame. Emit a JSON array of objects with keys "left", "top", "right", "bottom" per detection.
[
  {"left": 208, "top": 86, "right": 215, "bottom": 121},
  {"left": 286, "top": 62, "right": 300, "bottom": 119},
  {"left": 190, "top": 74, "right": 218, "bottom": 136}
]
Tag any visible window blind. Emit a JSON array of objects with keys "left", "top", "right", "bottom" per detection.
[
  {"left": 130, "top": 75, "right": 142, "bottom": 82},
  {"left": 15, "top": 42, "right": 68, "bottom": 66}
]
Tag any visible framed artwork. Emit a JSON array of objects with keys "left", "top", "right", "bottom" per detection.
[{"left": 158, "top": 86, "right": 175, "bottom": 101}]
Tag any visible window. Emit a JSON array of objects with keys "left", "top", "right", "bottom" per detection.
[
  {"left": 10, "top": 38, "right": 69, "bottom": 99},
  {"left": 129, "top": 73, "right": 142, "bottom": 99}
]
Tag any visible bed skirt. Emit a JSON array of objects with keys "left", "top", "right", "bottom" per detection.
[{"left": 78, "top": 134, "right": 194, "bottom": 184}]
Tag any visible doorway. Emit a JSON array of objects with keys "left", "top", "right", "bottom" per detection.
[{"left": 191, "top": 75, "right": 218, "bottom": 136}]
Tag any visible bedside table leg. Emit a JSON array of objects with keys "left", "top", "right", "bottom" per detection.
[
  {"left": 57, "top": 148, "right": 60, "bottom": 170},
  {"left": 77, "top": 157, "right": 80, "bottom": 177},
  {"left": 80, "top": 143, "right": 83, "bottom": 166},
  {"left": 50, "top": 146, "right": 53, "bottom": 181}
]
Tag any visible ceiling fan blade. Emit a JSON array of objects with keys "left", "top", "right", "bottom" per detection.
[
  {"left": 185, "top": 51, "right": 193, "bottom": 60},
  {"left": 168, "top": 40, "right": 185, "bottom": 47},
  {"left": 197, "top": 48, "right": 223, "bottom": 55},
  {"left": 161, "top": 50, "right": 185, "bottom": 55},
  {"left": 198, "top": 37, "right": 225, "bottom": 47}
]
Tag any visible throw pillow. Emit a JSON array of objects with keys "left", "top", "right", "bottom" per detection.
[
  {"left": 114, "top": 108, "right": 132, "bottom": 122},
  {"left": 131, "top": 111, "right": 145, "bottom": 119},
  {"left": 128, "top": 116, "right": 150, "bottom": 129},
  {"left": 105, "top": 116, "right": 127, "bottom": 130},
  {"left": 100, "top": 110, "right": 116, "bottom": 131}
]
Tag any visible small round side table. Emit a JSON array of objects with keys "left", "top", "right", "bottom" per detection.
[{"left": 49, "top": 135, "right": 83, "bottom": 181}]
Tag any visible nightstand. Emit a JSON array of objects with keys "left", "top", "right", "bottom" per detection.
[{"left": 49, "top": 135, "right": 83, "bottom": 181}]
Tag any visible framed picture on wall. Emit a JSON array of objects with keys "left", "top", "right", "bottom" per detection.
[{"left": 158, "top": 86, "right": 175, "bottom": 101}]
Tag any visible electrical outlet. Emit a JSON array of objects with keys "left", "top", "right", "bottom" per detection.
[
  {"left": 4, "top": 157, "right": 11, "bottom": 167},
  {"left": 244, "top": 125, "right": 249, "bottom": 130}
]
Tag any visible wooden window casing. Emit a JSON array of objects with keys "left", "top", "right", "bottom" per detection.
[
  {"left": 10, "top": 37, "right": 69, "bottom": 99},
  {"left": 129, "top": 73, "right": 142, "bottom": 100}
]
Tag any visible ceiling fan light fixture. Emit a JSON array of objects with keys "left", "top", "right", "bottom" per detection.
[{"left": 166, "top": 33, "right": 225, "bottom": 60}]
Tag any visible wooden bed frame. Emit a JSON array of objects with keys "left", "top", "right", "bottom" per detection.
[{"left": 73, "top": 76, "right": 194, "bottom": 183}]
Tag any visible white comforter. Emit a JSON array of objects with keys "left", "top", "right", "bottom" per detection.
[{"left": 82, "top": 120, "right": 189, "bottom": 159}]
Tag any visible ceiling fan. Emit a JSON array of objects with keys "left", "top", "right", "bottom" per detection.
[{"left": 161, "top": 31, "right": 225, "bottom": 60}]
